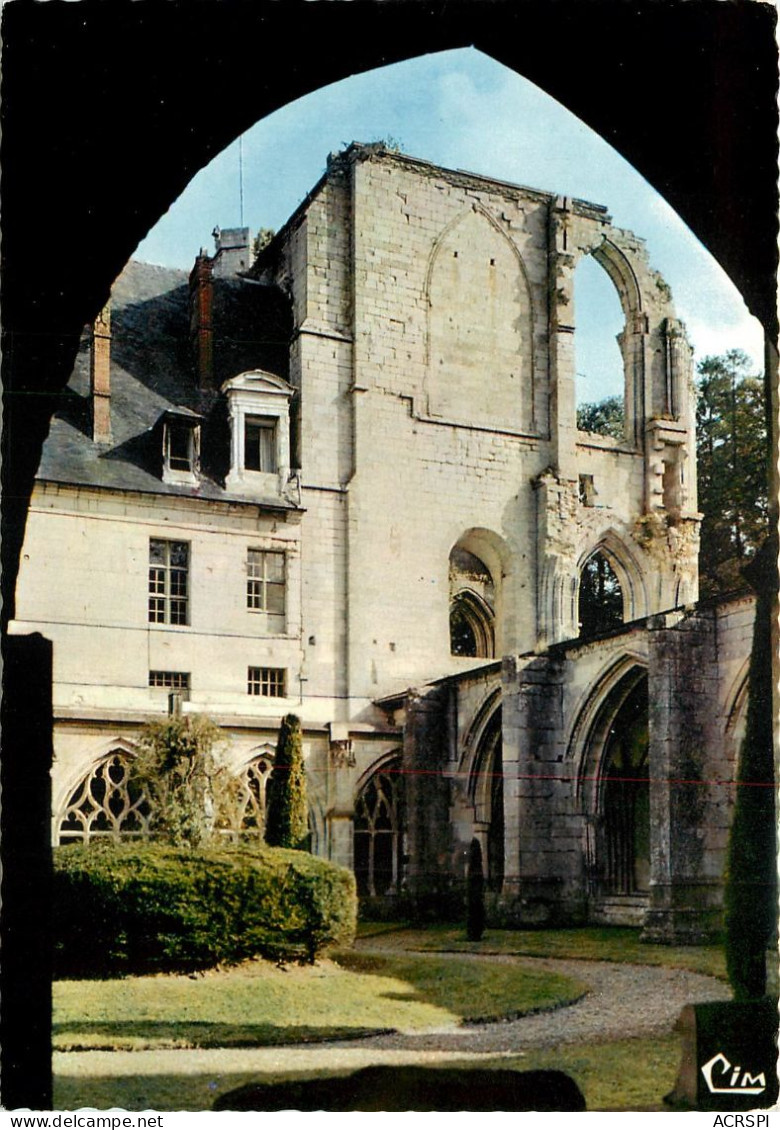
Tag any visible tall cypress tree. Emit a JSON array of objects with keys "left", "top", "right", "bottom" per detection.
[
  {"left": 265, "top": 714, "right": 308, "bottom": 850},
  {"left": 724, "top": 536, "right": 778, "bottom": 999}
]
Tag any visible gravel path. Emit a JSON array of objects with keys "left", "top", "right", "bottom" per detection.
[{"left": 54, "top": 954, "right": 728, "bottom": 1081}]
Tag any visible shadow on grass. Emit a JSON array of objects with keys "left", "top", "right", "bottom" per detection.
[
  {"left": 54, "top": 1021, "right": 390, "bottom": 1051},
  {"left": 55, "top": 1070, "right": 345, "bottom": 1113},
  {"left": 54, "top": 1035, "right": 682, "bottom": 1112}
]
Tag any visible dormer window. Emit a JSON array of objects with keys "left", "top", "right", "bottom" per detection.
[
  {"left": 222, "top": 370, "right": 295, "bottom": 495},
  {"left": 245, "top": 417, "right": 277, "bottom": 473},
  {"left": 161, "top": 408, "right": 201, "bottom": 485}
]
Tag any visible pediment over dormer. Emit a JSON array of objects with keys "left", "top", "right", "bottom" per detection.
[
  {"left": 221, "top": 370, "right": 295, "bottom": 495},
  {"left": 220, "top": 370, "right": 295, "bottom": 399}
]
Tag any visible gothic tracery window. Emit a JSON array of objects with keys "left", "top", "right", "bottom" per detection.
[
  {"left": 226, "top": 755, "right": 272, "bottom": 838},
  {"left": 578, "top": 550, "right": 624, "bottom": 637},
  {"left": 57, "top": 751, "right": 153, "bottom": 844},
  {"left": 353, "top": 759, "right": 404, "bottom": 897}
]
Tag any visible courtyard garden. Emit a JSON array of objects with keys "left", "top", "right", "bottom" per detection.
[{"left": 53, "top": 923, "right": 732, "bottom": 1111}]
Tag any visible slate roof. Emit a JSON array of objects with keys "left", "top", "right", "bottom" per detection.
[{"left": 36, "top": 259, "right": 296, "bottom": 509}]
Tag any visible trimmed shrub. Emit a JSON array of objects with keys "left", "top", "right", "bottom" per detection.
[
  {"left": 53, "top": 841, "right": 356, "bottom": 977},
  {"left": 265, "top": 714, "right": 308, "bottom": 850}
]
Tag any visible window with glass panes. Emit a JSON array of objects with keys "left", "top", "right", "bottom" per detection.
[
  {"left": 247, "top": 667, "right": 285, "bottom": 697},
  {"left": 247, "top": 549, "right": 285, "bottom": 629},
  {"left": 165, "top": 422, "right": 194, "bottom": 471},
  {"left": 148, "top": 539, "right": 189, "bottom": 624},
  {"left": 148, "top": 671, "right": 190, "bottom": 689},
  {"left": 244, "top": 417, "right": 277, "bottom": 472}
]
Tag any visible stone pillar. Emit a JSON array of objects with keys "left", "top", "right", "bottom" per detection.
[
  {"left": 534, "top": 470, "right": 579, "bottom": 647},
  {"left": 643, "top": 609, "right": 726, "bottom": 942},
  {"left": 325, "top": 729, "right": 356, "bottom": 869},
  {"left": 403, "top": 686, "right": 455, "bottom": 915},
  {"left": 90, "top": 301, "right": 111, "bottom": 444},
  {"left": 501, "top": 654, "right": 587, "bottom": 926},
  {"left": 548, "top": 197, "right": 578, "bottom": 481}
]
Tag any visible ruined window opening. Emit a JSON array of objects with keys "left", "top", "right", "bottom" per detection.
[
  {"left": 662, "top": 451, "right": 683, "bottom": 519},
  {"left": 578, "top": 550, "right": 623, "bottom": 637},
  {"left": 57, "top": 751, "right": 153, "bottom": 845},
  {"left": 449, "top": 547, "right": 496, "bottom": 658},
  {"left": 353, "top": 759, "right": 404, "bottom": 897},
  {"left": 599, "top": 679, "right": 649, "bottom": 896},
  {"left": 574, "top": 254, "right": 626, "bottom": 440},
  {"left": 579, "top": 474, "right": 597, "bottom": 506}
]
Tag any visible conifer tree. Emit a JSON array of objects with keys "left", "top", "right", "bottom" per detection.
[
  {"left": 724, "top": 537, "right": 778, "bottom": 999},
  {"left": 265, "top": 714, "right": 308, "bottom": 850}
]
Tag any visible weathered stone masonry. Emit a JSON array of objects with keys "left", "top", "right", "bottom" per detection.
[{"left": 10, "top": 144, "right": 752, "bottom": 940}]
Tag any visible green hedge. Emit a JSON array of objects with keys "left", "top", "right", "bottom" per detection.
[{"left": 53, "top": 842, "right": 357, "bottom": 977}]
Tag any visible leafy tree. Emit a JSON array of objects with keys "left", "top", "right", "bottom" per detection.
[
  {"left": 696, "top": 350, "right": 767, "bottom": 597},
  {"left": 265, "top": 714, "right": 308, "bottom": 850},
  {"left": 130, "top": 714, "right": 235, "bottom": 848},
  {"left": 576, "top": 395, "right": 625, "bottom": 440}
]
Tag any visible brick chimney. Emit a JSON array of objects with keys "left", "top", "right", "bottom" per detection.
[
  {"left": 189, "top": 252, "right": 214, "bottom": 389},
  {"left": 90, "top": 302, "right": 112, "bottom": 444}
]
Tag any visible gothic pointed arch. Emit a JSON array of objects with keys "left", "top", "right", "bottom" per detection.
[
  {"left": 353, "top": 752, "right": 404, "bottom": 897},
  {"left": 576, "top": 529, "right": 648, "bottom": 634},
  {"left": 56, "top": 744, "right": 153, "bottom": 845},
  {"left": 574, "top": 237, "right": 645, "bottom": 445},
  {"left": 575, "top": 665, "right": 650, "bottom": 898},
  {"left": 467, "top": 704, "right": 504, "bottom": 892},
  {"left": 425, "top": 205, "right": 534, "bottom": 431},
  {"left": 449, "top": 528, "right": 511, "bottom": 657},
  {"left": 223, "top": 745, "right": 276, "bottom": 840}
]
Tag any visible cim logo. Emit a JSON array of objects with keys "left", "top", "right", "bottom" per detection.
[{"left": 701, "top": 1052, "right": 767, "bottom": 1096}]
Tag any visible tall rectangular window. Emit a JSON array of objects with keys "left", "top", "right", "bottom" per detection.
[
  {"left": 247, "top": 549, "right": 285, "bottom": 629},
  {"left": 244, "top": 417, "right": 277, "bottom": 472},
  {"left": 248, "top": 667, "right": 286, "bottom": 698},
  {"left": 148, "top": 539, "right": 189, "bottom": 625}
]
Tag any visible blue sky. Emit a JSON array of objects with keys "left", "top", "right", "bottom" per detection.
[{"left": 136, "top": 48, "right": 764, "bottom": 393}]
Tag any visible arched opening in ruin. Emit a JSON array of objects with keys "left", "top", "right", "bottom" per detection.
[
  {"left": 470, "top": 706, "right": 504, "bottom": 893},
  {"left": 448, "top": 530, "right": 508, "bottom": 658},
  {"left": 574, "top": 253, "right": 627, "bottom": 441},
  {"left": 578, "top": 549, "right": 624, "bottom": 636},
  {"left": 449, "top": 544, "right": 496, "bottom": 658},
  {"left": 597, "top": 675, "right": 650, "bottom": 896},
  {"left": 353, "top": 755, "right": 404, "bottom": 898}
]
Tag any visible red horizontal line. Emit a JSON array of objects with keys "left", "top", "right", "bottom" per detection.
[{"left": 344, "top": 766, "right": 775, "bottom": 788}]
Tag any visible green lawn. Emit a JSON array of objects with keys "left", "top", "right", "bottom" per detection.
[
  {"left": 53, "top": 952, "right": 587, "bottom": 1051},
  {"left": 356, "top": 923, "right": 729, "bottom": 981},
  {"left": 53, "top": 1035, "right": 681, "bottom": 1112}
]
